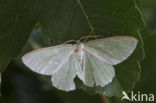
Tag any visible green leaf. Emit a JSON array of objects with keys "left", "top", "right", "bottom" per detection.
[
  {"left": 0, "top": 0, "right": 145, "bottom": 97},
  {"left": 27, "top": 0, "right": 145, "bottom": 96},
  {"left": 75, "top": 77, "right": 123, "bottom": 97},
  {"left": 29, "top": 0, "right": 144, "bottom": 96},
  {"left": 73, "top": 0, "right": 145, "bottom": 96},
  {"left": 135, "top": 26, "right": 156, "bottom": 96},
  {"left": 0, "top": 0, "right": 36, "bottom": 72}
]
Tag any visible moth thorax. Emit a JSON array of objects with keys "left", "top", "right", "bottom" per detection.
[{"left": 75, "top": 43, "right": 84, "bottom": 52}]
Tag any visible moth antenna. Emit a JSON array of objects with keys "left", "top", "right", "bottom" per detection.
[
  {"left": 60, "top": 40, "right": 76, "bottom": 45},
  {"left": 84, "top": 29, "right": 96, "bottom": 41},
  {"left": 79, "top": 35, "right": 103, "bottom": 42}
]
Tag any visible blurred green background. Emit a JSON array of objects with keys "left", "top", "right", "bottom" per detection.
[{"left": 0, "top": 0, "right": 156, "bottom": 103}]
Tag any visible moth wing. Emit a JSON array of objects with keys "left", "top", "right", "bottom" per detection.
[
  {"left": 83, "top": 50, "right": 115, "bottom": 87},
  {"left": 22, "top": 44, "right": 74, "bottom": 75},
  {"left": 84, "top": 36, "right": 138, "bottom": 65},
  {"left": 52, "top": 52, "right": 81, "bottom": 91}
]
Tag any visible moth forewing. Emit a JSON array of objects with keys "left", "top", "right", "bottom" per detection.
[
  {"left": 84, "top": 36, "right": 138, "bottom": 65},
  {"left": 22, "top": 44, "right": 74, "bottom": 75}
]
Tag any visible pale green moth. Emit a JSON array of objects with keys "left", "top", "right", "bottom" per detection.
[{"left": 22, "top": 36, "right": 138, "bottom": 91}]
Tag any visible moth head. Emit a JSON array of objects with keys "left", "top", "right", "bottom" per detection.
[{"left": 75, "top": 43, "right": 84, "bottom": 52}]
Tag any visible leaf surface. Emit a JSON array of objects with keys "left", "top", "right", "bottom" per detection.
[{"left": 0, "top": 0, "right": 145, "bottom": 96}]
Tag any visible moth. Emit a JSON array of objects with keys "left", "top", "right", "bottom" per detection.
[{"left": 22, "top": 36, "right": 138, "bottom": 91}]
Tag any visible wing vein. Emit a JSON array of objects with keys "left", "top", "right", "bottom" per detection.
[
  {"left": 53, "top": 50, "right": 74, "bottom": 74},
  {"left": 84, "top": 48, "right": 107, "bottom": 63}
]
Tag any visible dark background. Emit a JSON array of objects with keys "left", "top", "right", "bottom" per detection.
[{"left": 0, "top": 0, "right": 156, "bottom": 103}]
